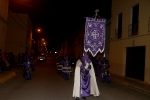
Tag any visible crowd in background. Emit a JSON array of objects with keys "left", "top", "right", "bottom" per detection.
[
  {"left": 17, "top": 52, "right": 35, "bottom": 65},
  {"left": 56, "top": 56, "right": 77, "bottom": 81},
  {"left": 56, "top": 54, "right": 111, "bottom": 83},
  {"left": 0, "top": 49, "right": 35, "bottom": 74},
  {"left": 0, "top": 50, "right": 14, "bottom": 72}
]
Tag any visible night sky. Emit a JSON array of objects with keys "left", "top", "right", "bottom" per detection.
[{"left": 9, "top": 0, "right": 112, "bottom": 51}]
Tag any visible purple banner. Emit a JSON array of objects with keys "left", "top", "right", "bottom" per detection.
[{"left": 84, "top": 17, "right": 106, "bottom": 57}]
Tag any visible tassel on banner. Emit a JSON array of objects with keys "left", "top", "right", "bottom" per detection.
[{"left": 103, "top": 52, "right": 105, "bottom": 57}]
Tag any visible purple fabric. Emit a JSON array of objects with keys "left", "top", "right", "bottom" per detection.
[
  {"left": 59, "top": 60, "right": 64, "bottom": 65},
  {"left": 64, "top": 56, "right": 69, "bottom": 64},
  {"left": 62, "top": 71, "right": 70, "bottom": 79},
  {"left": 80, "top": 64, "right": 91, "bottom": 97},
  {"left": 63, "top": 56, "right": 69, "bottom": 66},
  {"left": 57, "top": 70, "right": 62, "bottom": 75},
  {"left": 82, "top": 53, "right": 88, "bottom": 62},
  {"left": 23, "top": 68, "right": 31, "bottom": 79},
  {"left": 23, "top": 57, "right": 31, "bottom": 67},
  {"left": 81, "top": 52, "right": 91, "bottom": 64},
  {"left": 23, "top": 57, "right": 32, "bottom": 79},
  {"left": 64, "top": 56, "right": 68, "bottom": 61},
  {"left": 96, "top": 59, "right": 102, "bottom": 77},
  {"left": 84, "top": 17, "right": 106, "bottom": 57}
]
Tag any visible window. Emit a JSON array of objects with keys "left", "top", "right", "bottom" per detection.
[
  {"left": 129, "top": 4, "right": 139, "bottom": 36},
  {"left": 148, "top": 17, "right": 150, "bottom": 32},
  {"left": 117, "top": 13, "right": 122, "bottom": 39}
]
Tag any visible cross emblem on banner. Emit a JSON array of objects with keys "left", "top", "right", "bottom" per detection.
[
  {"left": 84, "top": 12, "right": 106, "bottom": 57},
  {"left": 91, "top": 30, "right": 99, "bottom": 39}
]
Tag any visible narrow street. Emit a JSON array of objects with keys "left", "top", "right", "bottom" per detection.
[{"left": 0, "top": 57, "right": 150, "bottom": 100}]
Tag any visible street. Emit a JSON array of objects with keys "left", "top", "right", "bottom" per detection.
[{"left": 0, "top": 57, "right": 150, "bottom": 100}]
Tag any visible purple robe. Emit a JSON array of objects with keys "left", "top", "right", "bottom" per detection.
[
  {"left": 96, "top": 58, "right": 102, "bottom": 77},
  {"left": 80, "top": 64, "right": 91, "bottom": 97},
  {"left": 23, "top": 57, "right": 32, "bottom": 79},
  {"left": 73, "top": 52, "right": 100, "bottom": 98},
  {"left": 73, "top": 59, "right": 100, "bottom": 98},
  {"left": 80, "top": 52, "right": 92, "bottom": 97},
  {"left": 62, "top": 56, "right": 70, "bottom": 80},
  {"left": 57, "top": 60, "right": 64, "bottom": 75}
]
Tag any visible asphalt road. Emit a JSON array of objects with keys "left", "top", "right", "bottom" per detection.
[{"left": 0, "top": 57, "right": 150, "bottom": 100}]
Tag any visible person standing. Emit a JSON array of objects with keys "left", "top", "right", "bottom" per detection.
[
  {"left": 23, "top": 57, "right": 32, "bottom": 80},
  {"left": 73, "top": 52, "right": 100, "bottom": 100},
  {"left": 1, "top": 50, "right": 10, "bottom": 70},
  {"left": 62, "top": 56, "right": 71, "bottom": 80}
]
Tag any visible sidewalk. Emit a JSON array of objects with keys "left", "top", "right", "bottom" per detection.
[
  {"left": 111, "top": 74, "right": 150, "bottom": 95},
  {"left": 0, "top": 64, "right": 21, "bottom": 83}
]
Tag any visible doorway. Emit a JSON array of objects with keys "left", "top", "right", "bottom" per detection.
[{"left": 125, "top": 46, "right": 145, "bottom": 81}]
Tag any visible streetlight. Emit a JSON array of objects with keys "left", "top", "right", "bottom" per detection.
[
  {"left": 37, "top": 29, "right": 41, "bottom": 32},
  {"left": 37, "top": 28, "right": 42, "bottom": 51}
]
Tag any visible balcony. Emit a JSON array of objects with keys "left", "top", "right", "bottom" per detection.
[
  {"left": 115, "top": 27, "right": 122, "bottom": 39},
  {"left": 128, "top": 22, "right": 139, "bottom": 36}
]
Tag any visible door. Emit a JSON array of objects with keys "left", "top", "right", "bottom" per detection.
[{"left": 125, "top": 46, "right": 145, "bottom": 81}]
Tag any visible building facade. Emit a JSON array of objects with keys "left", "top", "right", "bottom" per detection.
[
  {"left": 5, "top": 11, "right": 33, "bottom": 61},
  {"left": 0, "top": 0, "right": 9, "bottom": 51},
  {"left": 110, "top": 0, "right": 150, "bottom": 84},
  {"left": 74, "top": 25, "right": 85, "bottom": 59},
  {"left": 59, "top": 40, "right": 68, "bottom": 56}
]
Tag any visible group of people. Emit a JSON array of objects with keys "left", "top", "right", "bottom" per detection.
[
  {"left": 94, "top": 57, "right": 111, "bottom": 83},
  {"left": 0, "top": 50, "right": 35, "bottom": 80},
  {"left": 56, "top": 53, "right": 101, "bottom": 100},
  {"left": 0, "top": 50, "right": 14, "bottom": 72},
  {"left": 56, "top": 56, "right": 73, "bottom": 81}
]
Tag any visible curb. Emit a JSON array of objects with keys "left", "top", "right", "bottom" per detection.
[
  {"left": 112, "top": 80, "right": 150, "bottom": 95},
  {"left": 128, "top": 84, "right": 150, "bottom": 95}
]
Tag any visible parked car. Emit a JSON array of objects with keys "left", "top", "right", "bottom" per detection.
[{"left": 37, "top": 54, "right": 47, "bottom": 62}]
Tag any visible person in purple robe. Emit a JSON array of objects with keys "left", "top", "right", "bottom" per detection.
[
  {"left": 73, "top": 52, "right": 100, "bottom": 100},
  {"left": 23, "top": 57, "right": 32, "bottom": 80},
  {"left": 100, "top": 57, "right": 111, "bottom": 83},
  {"left": 62, "top": 56, "right": 71, "bottom": 80},
  {"left": 56, "top": 57, "right": 63, "bottom": 75},
  {"left": 95, "top": 57, "right": 102, "bottom": 77}
]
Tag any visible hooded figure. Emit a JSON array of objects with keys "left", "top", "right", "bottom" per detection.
[
  {"left": 23, "top": 57, "right": 32, "bottom": 80},
  {"left": 63, "top": 56, "right": 70, "bottom": 67},
  {"left": 73, "top": 52, "right": 100, "bottom": 100},
  {"left": 62, "top": 56, "right": 71, "bottom": 80}
]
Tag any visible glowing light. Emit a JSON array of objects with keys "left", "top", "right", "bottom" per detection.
[{"left": 37, "top": 29, "right": 41, "bottom": 32}]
